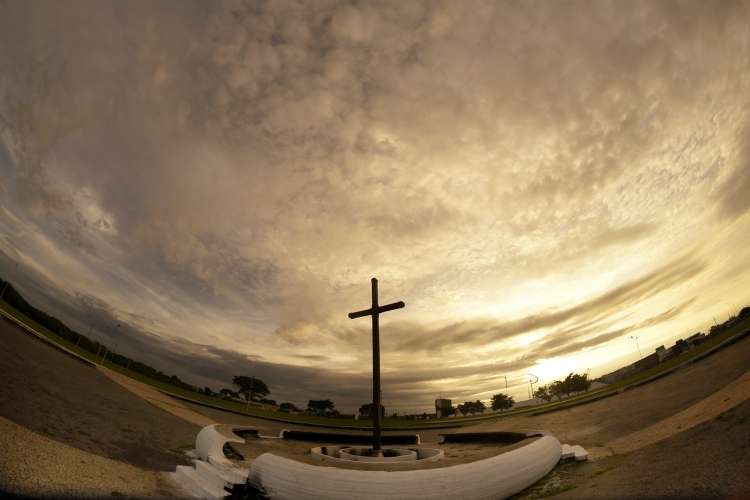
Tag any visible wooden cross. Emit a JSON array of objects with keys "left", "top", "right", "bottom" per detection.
[{"left": 348, "top": 277, "right": 405, "bottom": 453}]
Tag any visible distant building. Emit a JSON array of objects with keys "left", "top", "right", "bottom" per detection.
[
  {"left": 599, "top": 350, "right": 659, "bottom": 384},
  {"left": 655, "top": 345, "right": 667, "bottom": 362},
  {"left": 435, "top": 398, "right": 452, "bottom": 418}
]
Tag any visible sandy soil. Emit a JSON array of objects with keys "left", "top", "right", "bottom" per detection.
[
  {"left": 0, "top": 415, "right": 183, "bottom": 498},
  {"left": 0, "top": 318, "right": 199, "bottom": 471}
]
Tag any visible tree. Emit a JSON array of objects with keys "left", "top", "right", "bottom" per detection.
[
  {"left": 358, "top": 403, "right": 386, "bottom": 419},
  {"left": 219, "top": 388, "right": 237, "bottom": 399},
  {"left": 534, "top": 386, "right": 553, "bottom": 402},
  {"left": 457, "top": 400, "right": 486, "bottom": 415},
  {"left": 457, "top": 402, "right": 469, "bottom": 415},
  {"left": 473, "top": 400, "right": 486, "bottom": 413},
  {"left": 278, "top": 402, "right": 299, "bottom": 413},
  {"left": 550, "top": 380, "right": 565, "bottom": 400},
  {"left": 491, "top": 393, "right": 515, "bottom": 411},
  {"left": 673, "top": 338, "right": 689, "bottom": 354},
  {"left": 567, "top": 373, "right": 591, "bottom": 393},
  {"left": 307, "top": 399, "right": 335, "bottom": 414},
  {"left": 232, "top": 376, "right": 270, "bottom": 402}
]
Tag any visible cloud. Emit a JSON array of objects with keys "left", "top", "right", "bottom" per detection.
[
  {"left": 533, "top": 296, "right": 698, "bottom": 359},
  {"left": 713, "top": 124, "right": 750, "bottom": 219},
  {"left": 1, "top": 0, "right": 749, "bottom": 409},
  {"left": 381, "top": 252, "right": 705, "bottom": 354}
]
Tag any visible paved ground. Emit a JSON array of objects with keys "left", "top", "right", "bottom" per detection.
[
  {"left": 0, "top": 318, "right": 199, "bottom": 472},
  {"left": 549, "top": 398, "right": 750, "bottom": 499},
  {"left": 100, "top": 366, "right": 215, "bottom": 427}
]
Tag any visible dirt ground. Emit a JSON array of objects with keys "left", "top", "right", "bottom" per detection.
[{"left": 0, "top": 318, "right": 199, "bottom": 472}]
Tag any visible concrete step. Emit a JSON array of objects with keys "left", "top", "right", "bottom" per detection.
[{"left": 561, "top": 444, "right": 574, "bottom": 459}]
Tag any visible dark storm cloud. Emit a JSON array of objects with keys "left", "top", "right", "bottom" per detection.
[{"left": 1, "top": 0, "right": 749, "bottom": 407}]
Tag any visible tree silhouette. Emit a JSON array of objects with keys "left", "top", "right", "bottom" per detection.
[
  {"left": 232, "top": 376, "right": 270, "bottom": 402},
  {"left": 307, "top": 399, "right": 335, "bottom": 414},
  {"left": 279, "top": 402, "right": 299, "bottom": 413},
  {"left": 491, "top": 393, "right": 515, "bottom": 411}
]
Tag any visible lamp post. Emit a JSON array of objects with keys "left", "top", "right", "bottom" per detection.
[
  {"left": 527, "top": 373, "right": 539, "bottom": 403},
  {"left": 630, "top": 335, "right": 643, "bottom": 359}
]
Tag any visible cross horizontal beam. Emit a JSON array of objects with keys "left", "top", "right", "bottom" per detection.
[{"left": 348, "top": 301, "right": 405, "bottom": 319}]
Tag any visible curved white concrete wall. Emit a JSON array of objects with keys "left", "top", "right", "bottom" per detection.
[
  {"left": 250, "top": 435, "right": 561, "bottom": 500},
  {"left": 196, "top": 424, "right": 246, "bottom": 462}
]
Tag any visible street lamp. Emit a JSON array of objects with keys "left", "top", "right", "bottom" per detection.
[
  {"left": 527, "top": 373, "right": 539, "bottom": 402},
  {"left": 630, "top": 335, "right": 643, "bottom": 359}
]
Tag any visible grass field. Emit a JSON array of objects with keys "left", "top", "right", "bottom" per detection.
[{"left": 2, "top": 296, "right": 748, "bottom": 430}]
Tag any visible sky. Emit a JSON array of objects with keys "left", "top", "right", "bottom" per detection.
[{"left": 1, "top": 0, "right": 750, "bottom": 413}]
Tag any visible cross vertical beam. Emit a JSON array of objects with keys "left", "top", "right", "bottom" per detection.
[
  {"left": 371, "top": 278, "right": 381, "bottom": 453},
  {"left": 348, "top": 277, "right": 405, "bottom": 454}
]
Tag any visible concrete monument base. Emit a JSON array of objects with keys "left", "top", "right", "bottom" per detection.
[{"left": 172, "top": 424, "right": 581, "bottom": 499}]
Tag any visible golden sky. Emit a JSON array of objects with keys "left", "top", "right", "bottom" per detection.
[{"left": 1, "top": 0, "right": 750, "bottom": 411}]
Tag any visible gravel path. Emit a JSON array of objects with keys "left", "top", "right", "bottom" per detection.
[{"left": 0, "top": 416, "right": 183, "bottom": 498}]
